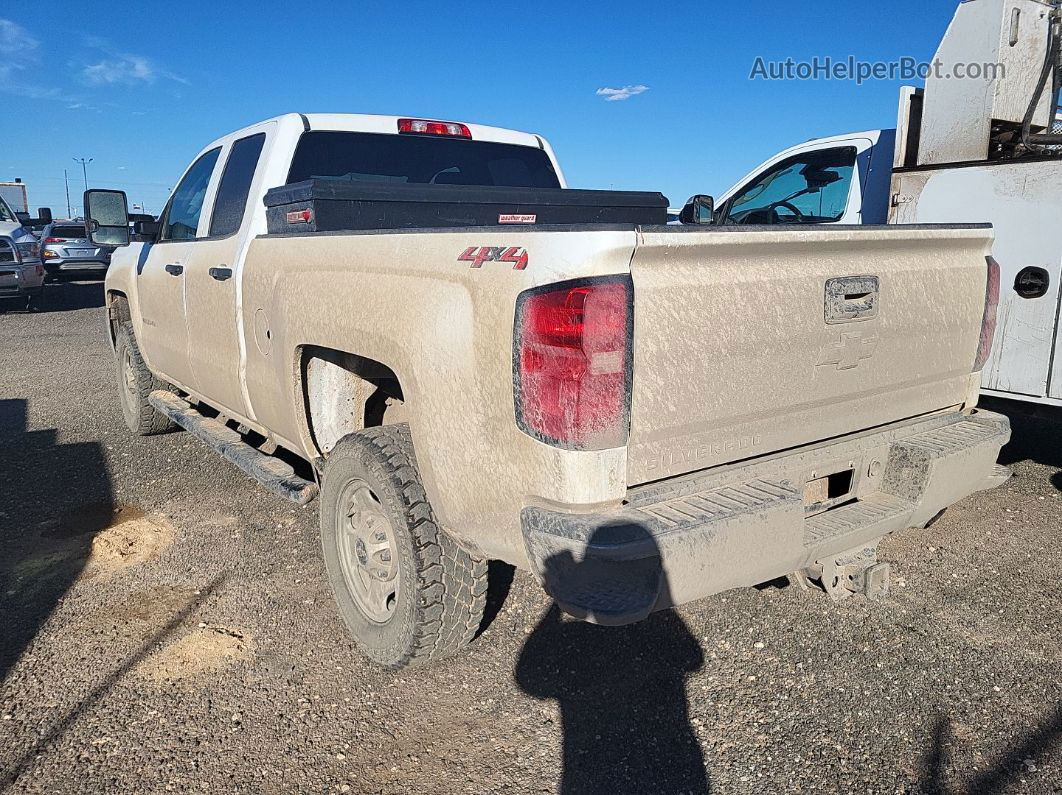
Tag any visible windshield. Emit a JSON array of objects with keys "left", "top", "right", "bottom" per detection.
[
  {"left": 287, "top": 131, "right": 561, "bottom": 189},
  {"left": 0, "top": 196, "right": 16, "bottom": 223}
]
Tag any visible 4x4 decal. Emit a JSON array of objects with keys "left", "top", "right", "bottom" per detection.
[{"left": 459, "top": 246, "right": 529, "bottom": 270}]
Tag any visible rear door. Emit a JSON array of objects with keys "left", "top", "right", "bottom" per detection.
[
  {"left": 136, "top": 147, "right": 222, "bottom": 390},
  {"left": 183, "top": 128, "right": 270, "bottom": 417},
  {"left": 625, "top": 225, "right": 992, "bottom": 485}
]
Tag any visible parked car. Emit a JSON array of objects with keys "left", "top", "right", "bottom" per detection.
[
  {"left": 0, "top": 193, "right": 45, "bottom": 311},
  {"left": 40, "top": 220, "right": 112, "bottom": 279},
  {"left": 92, "top": 112, "right": 1009, "bottom": 670}
]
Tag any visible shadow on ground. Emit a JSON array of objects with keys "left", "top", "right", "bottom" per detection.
[
  {"left": 0, "top": 398, "right": 112, "bottom": 683},
  {"left": 44, "top": 279, "right": 106, "bottom": 312},
  {"left": 920, "top": 704, "right": 1062, "bottom": 794},
  {"left": 982, "top": 396, "right": 1062, "bottom": 491},
  {"left": 0, "top": 279, "right": 105, "bottom": 315},
  {"left": 515, "top": 527, "right": 710, "bottom": 794}
]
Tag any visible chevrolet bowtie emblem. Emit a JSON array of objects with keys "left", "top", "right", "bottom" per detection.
[{"left": 817, "top": 332, "right": 879, "bottom": 370}]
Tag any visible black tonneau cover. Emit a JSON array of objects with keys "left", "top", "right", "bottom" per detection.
[{"left": 264, "top": 179, "right": 669, "bottom": 234}]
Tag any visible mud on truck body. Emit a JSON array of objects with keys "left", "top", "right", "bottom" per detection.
[{"left": 89, "top": 113, "right": 1010, "bottom": 668}]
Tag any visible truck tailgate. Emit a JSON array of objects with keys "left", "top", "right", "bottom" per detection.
[{"left": 626, "top": 225, "right": 993, "bottom": 485}]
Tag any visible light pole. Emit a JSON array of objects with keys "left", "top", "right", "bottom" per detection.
[
  {"left": 63, "top": 169, "right": 72, "bottom": 218},
  {"left": 73, "top": 157, "right": 92, "bottom": 214}
]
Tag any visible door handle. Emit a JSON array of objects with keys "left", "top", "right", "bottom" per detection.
[
  {"left": 164, "top": 263, "right": 184, "bottom": 276},
  {"left": 209, "top": 267, "right": 233, "bottom": 282}
]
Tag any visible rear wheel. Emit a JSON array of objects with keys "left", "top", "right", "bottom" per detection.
[
  {"left": 319, "top": 425, "right": 487, "bottom": 669},
  {"left": 114, "top": 323, "right": 175, "bottom": 436}
]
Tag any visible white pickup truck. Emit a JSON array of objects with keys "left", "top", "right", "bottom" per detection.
[
  {"left": 0, "top": 193, "right": 45, "bottom": 310},
  {"left": 710, "top": 0, "right": 1062, "bottom": 407},
  {"left": 89, "top": 112, "right": 1010, "bottom": 669}
]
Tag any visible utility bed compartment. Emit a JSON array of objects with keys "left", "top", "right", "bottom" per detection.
[{"left": 263, "top": 179, "right": 669, "bottom": 234}]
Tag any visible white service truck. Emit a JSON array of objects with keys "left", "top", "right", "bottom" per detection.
[
  {"left": 706, "top": 0, "right": 1062, "bottom": 407},
  {"left": 0, "top": 181, "right": 28, "bottom": 214}
]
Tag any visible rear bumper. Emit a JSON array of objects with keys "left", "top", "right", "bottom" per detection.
[
  {"left": 45, "top": 259, "right": 110, "bottom": 272},
  {"left": 521, "top": 409, "right": 1011, "bottom": 625}
]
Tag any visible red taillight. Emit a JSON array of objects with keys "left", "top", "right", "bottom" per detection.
[
  {"left": 514, "top": 279, "right": 631, "bottom": 450},
  {"left": 974, "top": 256, "right": 1001, "bottom": 372},
  {"left": 397, "top": 118, "right": 472, "bottom": 138},
  {"left": 44, "top": 237, "right": 66, "bottom": 243}
]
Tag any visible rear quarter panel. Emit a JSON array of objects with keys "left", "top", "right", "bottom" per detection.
[{"left": 241, "top": 228, "right": 637, "bottom": 564}]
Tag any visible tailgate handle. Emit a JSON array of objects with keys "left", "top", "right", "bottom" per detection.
[{"left": 825, "top": 276, "right": 879, "bottom": 324}]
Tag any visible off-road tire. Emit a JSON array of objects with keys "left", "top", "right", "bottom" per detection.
[
  {"left": 114, "top": 323, "right": 175, "bottom": 436},
  {"left": 320, "top": 424, "right": 488, "bottom": 669}
]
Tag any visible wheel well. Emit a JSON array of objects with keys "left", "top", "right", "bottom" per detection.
[
  {"left": 301, "top": 347, "right": 409, "bottom": 457},
  {"left": 106, "top": 291, "right": 130, "bottom": 346}
]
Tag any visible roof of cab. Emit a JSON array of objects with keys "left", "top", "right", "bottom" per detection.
[
  {"left": 302, "top": 113, "right": 544, "bottom": 149},
  {"left": 216, "top": 113, "right": 545, "bottom": 150}
]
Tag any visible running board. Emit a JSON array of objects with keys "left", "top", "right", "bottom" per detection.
[{"left": 148, "top": 390, "right": 319, "bottom": 505}]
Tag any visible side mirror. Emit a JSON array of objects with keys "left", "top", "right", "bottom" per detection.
[
  {"left": 679, "top": 194, "right": 715, "bottom": 225},
  {"left": 84, "top": 190, "right": 130, "bottom": 247},
  {"left": 132, "top": 220, "right": 160, "bottom": 241},
  {"left": 37, "top": 207, "right": 52, "bottom": 224}
]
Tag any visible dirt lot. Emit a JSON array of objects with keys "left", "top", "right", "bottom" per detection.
[{"left": 1, "top": 281, "right": 1060, "bottom": 794}]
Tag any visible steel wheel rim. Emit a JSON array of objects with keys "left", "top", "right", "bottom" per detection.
[
  {"left": 121, "top": 347, "right": 137, "bottom": 410},
  {"left": 337, "top": 478, "right": 399, "bottom": 624}
]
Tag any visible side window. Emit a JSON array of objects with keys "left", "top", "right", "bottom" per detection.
[
  {"left": 724, "top": 146, "right": 857, "bottom": 225},
  {"left": 161, "top": 148, "right": 221, "bottom": 241},
  {"left": 209, "top": 133, "right": 266, "bottom": 237}
]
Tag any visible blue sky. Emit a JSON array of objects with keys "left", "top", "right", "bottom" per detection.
[{"left": 1, "top": 1, "right": 961, "bottom": 216}]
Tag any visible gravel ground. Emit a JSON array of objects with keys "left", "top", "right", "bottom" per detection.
[{"left": 1, "top": 280, "right": 1060, "bottom": 794}]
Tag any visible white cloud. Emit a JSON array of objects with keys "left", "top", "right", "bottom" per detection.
[
  {"left": 0, "top": 18, "right": 39, "bottom": 80},
  {"left": 596, "top": 84, "right": 649, "bottom": 102},
  {"left": 81, "top": 54, "right": 187, "bottom": 86},
  {"left": 0, "top": 18, "right": 38, "bottom": 58},
  {"left": 0, "top": 18, "right": 81, "bottom": 102},
  {"left": 83, "top": 55, "right": 153, "bottom": 84}
]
